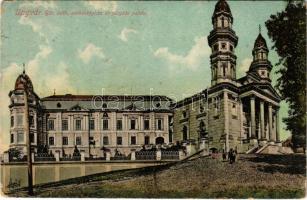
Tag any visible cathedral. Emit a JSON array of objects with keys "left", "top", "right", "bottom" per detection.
[
  {"left": 7, "top": 0, "right": 281, "bottom": 157},
  {"left": 172, "top": 0, "right": 281, "bottom": 152}
]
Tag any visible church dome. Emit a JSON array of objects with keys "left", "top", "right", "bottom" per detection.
[
  {"left": 14, "top": 71, "right": 34, "bottom": 91},
  {"left": 213, "top": 0, "right": 232, "bottom": 17},
  {"left": 254, "top": 33, "right": 268, "bottom": 50}
]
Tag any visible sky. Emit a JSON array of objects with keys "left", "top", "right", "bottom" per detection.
[{"left": 0, "top": 1, "right": 289, "bottom": 153}]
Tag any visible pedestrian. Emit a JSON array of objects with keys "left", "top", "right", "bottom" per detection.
[
  {"left": 229, "top": 148, "right": 234, "bottom": 164},
  {"left": 222, "top": 150, "right": 226, "bottom": 161},
  {"left": 232, "top": 150, "right": 236, "bottom": 163}
]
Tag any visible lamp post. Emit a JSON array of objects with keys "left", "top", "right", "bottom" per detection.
[{"left": 23, "top": 75, "right": 34, "bottom": 196}]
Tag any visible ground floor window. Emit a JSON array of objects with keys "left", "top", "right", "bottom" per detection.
[
  {"left": 76, "top": 136, "right": 82, "bottom": 145},
  {"left": 103, "top": 136, "right": 109, "bottom": 145},
  {"left": 62, "top": 136, "right": 68, "bottom": 145},
  {"left": 183, "top": 126, "right": 188, "bottom": 140},
  {"left": 117, "top": 136, "right": 122, "bottom": 145},
  {"left": 145, "top": 136, "right": 150, "bottom": 145},
  {"left": 49, "top": 137, "right": 54, "bottom": 146},
  {"left": 131, "top": 136, "right": 136, "bottom": 145},
  {"left": 155, "top": 137, "right": 164, "bottom": 145}
]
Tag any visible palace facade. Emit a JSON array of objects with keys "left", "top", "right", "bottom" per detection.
[
  {"left": 9, "top": 80, "right": 173, "bottom": 157},
  {"left": 7, "top": 0, "right": 281, "bottom": 157}
]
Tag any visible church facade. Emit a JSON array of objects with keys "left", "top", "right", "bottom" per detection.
[
  {"left": 172, "top": 0, "right": 281, "bottom": 153},
  {"left": 7, "top": 0, "right": 281, "bottom": 157}
]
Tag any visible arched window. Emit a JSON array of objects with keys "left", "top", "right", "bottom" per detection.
[
  {"left": 221, "top": 17, "right": 225, "bottom": 27},
  {"left": 223, "top": 63, "right": 227, "bottom": 77},
  {"left": 199, "top": 121, "right": 207, "bottom": 138},
  {"left": 182, "top": 125, "right": 188, "bottom": 141},
  {"left": 155, "top": 137, "right": 164, "bottom": 145},
  {"left": 182, "top": 111, "right": 187, "bottom": 118}
]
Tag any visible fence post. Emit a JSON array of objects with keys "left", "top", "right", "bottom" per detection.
[
  {"left": 3, "top": 152, "right": 9, "bottom": 163},
  {"left": 179, "top": 150, "right": 185, "bottom": 160},
  {"left": 55, "top": 150, "right": 60, "bottom": 162},
  {"left": 100, "top": 149, "right": 104, "bottom": 158},
  {"left": 156, "top": 150, "right": 161, "bottom": 161},
  {"left": 81, "top": 151, "right": 85, "bottom": 162},
  {"left": 200, "top": 139, "right": 206, "bottom": 150},
  {"left": 131, "top": 149, "right": 136, "bottom": 161},
  {"left": 106, "top": 151, "right": 111, "bottom": 161},
  {"left": 31, "top": 152, "right": 35, "bottom": 163}
]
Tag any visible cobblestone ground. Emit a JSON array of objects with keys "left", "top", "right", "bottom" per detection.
[{"left": 7, "top": 154, "right": 306, "bottom": 198}]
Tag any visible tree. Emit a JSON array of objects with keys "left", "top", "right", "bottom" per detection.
[{"left": 266, "top": 1, "right": 306, "bottom": 148}]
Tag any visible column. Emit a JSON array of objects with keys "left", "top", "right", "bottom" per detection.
[
  {"left": 84, "top": 114, "right": 88, "bottom": 131},
  {"left": 239, "top": 101, "right": 244, "bottom": 139},
  {"left": 260, "top": 101, "right": 265, "bottom": 140},
  {"left": 140, "top": 115, "right": 144, "bottom": 130},
  {"left": 268, "top": 104, "right": 273, "bottom": 142},
  {"left": 250, "top": 97, "right": 256, "bottom": 139},
  {"left": 223, "top": 91, "right": 229, "bottom": 152},
  {"left": 276, "top": 108, "right": 280, "bottom": 142},
  {"left": 110, "top": 112, "right": 114, "bottom": 131}
]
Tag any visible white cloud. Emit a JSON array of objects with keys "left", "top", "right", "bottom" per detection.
[
  {"left": 118, "top": 28, "right": 138, "bottom": 42},
  {"left": 18, "top": 15, "right": 60, "bottom": 45},
  {"left": 18, "top": 2, "right": 60, "bottom": 45},
  {"left": 85, "top": 1, "right": 117, "bottom": 11},
  {"left": 41, "top": 62, "right": 76, "bottom": 95},
  {"left": 238, "top": 58, "right": 252, "bottom": 77},
  {"left": 0, "top": 46, "right": 76, "bottom": 153},
  {"left": 19, "top": 16, "right": 43, "bottom": 37},
  {"left": 78, "top": 43, "right": 105, "bottom": 64},
  {"left": 154, "top": 36, "right": 211, "bottom": 70}
]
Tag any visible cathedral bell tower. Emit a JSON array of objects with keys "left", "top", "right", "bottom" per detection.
[
  {"left": 208, "top": 0, "right": 238, "bottom": 86},
  {"left": 248, "top": 27, "right": 272, "bottom": 82}
]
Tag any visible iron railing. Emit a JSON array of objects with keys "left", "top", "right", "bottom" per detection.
[
  {"left": 60, "top": 156, "right": 81, "bottom": 161},
  {"left": 161, "top": 151, "right": 179, "bottom": 160},
  {"left": 135, "top": 151, "right": 156, "bottom": 160}
]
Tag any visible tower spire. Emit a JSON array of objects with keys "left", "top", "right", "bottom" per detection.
[
  {"left": 23, "top": 63, "right": 25, "bottom": 74},
  {"left": 259, "top": 24, "right": 261, "bottom": 34},
  {"left": 208, "top": 0, "right": 238, "bottom": 86}
]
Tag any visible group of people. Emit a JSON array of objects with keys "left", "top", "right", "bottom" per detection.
[{"left": 222, "top": 148, "right": 237, "bottom": 164}]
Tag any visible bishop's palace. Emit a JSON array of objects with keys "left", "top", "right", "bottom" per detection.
[{"left": 8, "top": 0, "right": 282, "bottom": 158}]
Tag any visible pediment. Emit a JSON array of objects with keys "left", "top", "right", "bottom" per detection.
[
  {"left": 257, "top": 85, "right": 281, "bottom": 100},
  {"left": 124, "top": 103, "right": 143, "bottom": 111},
  {"left": 69, "top": 104, "right": 88, "bottom": 111}
]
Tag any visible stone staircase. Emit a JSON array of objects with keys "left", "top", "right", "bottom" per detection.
[{"left": 256, "top": 144, "right": 294, "bottom": 154}]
